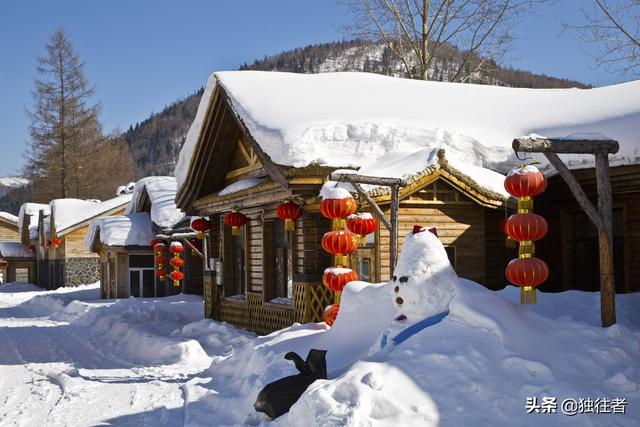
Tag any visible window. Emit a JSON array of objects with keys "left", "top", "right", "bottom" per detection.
[
  {"left": 15, "top": 268, "right": 30, "bottom": 283},
  {"left": 444, "top": 246, "right": 456, "bottom": 269},
  {"left": 227, "top": 225, "right": 246, "bottom": 297},
  {"left": 129, "top": 254, "right": 154, "bottom": 297},
  {"left": 271, "top": 220, "right": 293, "bottom": 302}
]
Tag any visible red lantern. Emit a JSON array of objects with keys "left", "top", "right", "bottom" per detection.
[
  {"left": 347, "top": 213, "right": 376, "bottom": 245},
  {"left": 170, "top": 257, "right": 185, "bottom": 268},
  {"left": 277, "top": 200, "right": 303, "bottom": 231},
  {"left": 504, "top": 165, "right": 547, "bottom": 198},
  {"left": 505, "top": 257, "right": 549, "bottom": 288},
  {"left": 323, "top": 304, "right": 339, "bottom": 326},
  {"left": 154, "top": 243, "right": 166, "bottom": 256},
  {"left": 320, "top": 188, "right": 357, "bottom": 220},
  {"left": 155, "top": 255, "right": 167, "bottom": 266},
  {"left": 505, "top": 214, "right": 548, "bottom": 242},
  {"left": 323, "top": 267, "right": 358, "bottom": 292},
  {"left": 169, "top": 241, "right": 184, "bottom": 254},
  {"left": 52, "top": 238, "right": 62, "bottom": 248},
  {"left": 156, "top": 269, "right": 167, "bottom": 279},
  {"left": 27, "top": 244, "right": 35, "bottom": 252},
  {"left": 190, "top": 217, "right": 210, "bottom": 239},
  {"left": 322, "top": 230, "right": 358, "bottom": 266},
  {"left": 224, "top": 210, "right": 247, "bottom": 236},
  {"left": 45, "top": 240, "right": 52, "bottom": 248},
  {"left": 169, "top": 270, "right": 184, "bottom": 287}
]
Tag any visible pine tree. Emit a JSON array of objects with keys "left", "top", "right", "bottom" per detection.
[{"left": 25, "top": 30, "right": 105, "bottom": 201}]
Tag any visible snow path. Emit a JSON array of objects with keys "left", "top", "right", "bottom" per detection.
[{"left": 0, "top": 284, "right": 214, "bottom": 427}]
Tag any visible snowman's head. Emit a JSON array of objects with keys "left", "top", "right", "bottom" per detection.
[{"left": 391, "top": 225, "right": 457, "bottom": 321}]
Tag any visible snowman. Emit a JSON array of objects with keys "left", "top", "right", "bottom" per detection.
[{"left": 381, "top": 225, "right": 457, "bottom": 348}]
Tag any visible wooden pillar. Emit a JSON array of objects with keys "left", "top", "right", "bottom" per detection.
[
  {"left": 390, "top": 184, "right": 400, "bottom": 271},
  {"left": 595, "top": 150, "right": 616, "bottom": 326}
]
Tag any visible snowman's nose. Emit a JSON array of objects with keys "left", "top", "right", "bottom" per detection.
[{"left": 395, "top": 297, "right": 404, "bottom": 306}]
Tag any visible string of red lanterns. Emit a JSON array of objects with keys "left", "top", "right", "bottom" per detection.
[
  {"left": 503, "top": 165, "right": 550, "bottom": 304},
  {"left": 169, "top": 242, "right": 184, "bottom": 287},
  {"left": 319, "top": 188, "right": 360, "bottom": 326},
  {"left": 154, "top": 241, "right": 167, "bottom": 280}
]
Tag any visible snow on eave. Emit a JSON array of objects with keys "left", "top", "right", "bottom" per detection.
[
  {"left": 53, "top": 194, "right": 133, "bottom": 237},
  {"left": 85, "top": 213, "right": 155, "bottom": 251},
  {"left": 0, "top": 212, "right": 18, "bottom": 226},
  {"left": 363, "top": 149, "right": 510, "bottom": 206},
  {"left": 125, "top": 176, "right": 185, "bottom": 229},
  {"left": 0, "top": 242, "right": 34, "bottom": 259}
]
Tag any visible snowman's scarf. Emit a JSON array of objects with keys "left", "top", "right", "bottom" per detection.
[{"left": 380, "top": 311, "right": 449, "bottom": 349}]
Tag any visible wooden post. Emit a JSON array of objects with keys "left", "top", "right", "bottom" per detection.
[
  {"left": 329, "top": 173, "right": 407, "bottom": 271},
  {"left": 513, "top": 137, "right": 619, "bottom": 326},
  {"left": 595, "top": 150, "right": 616, "bottom": 326},
  {"left": 390, "top": 184, "right": 400, "bottom": 270}
]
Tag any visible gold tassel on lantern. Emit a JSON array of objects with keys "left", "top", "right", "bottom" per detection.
[
  {"left": 284, "top": 219, "right": 294, "bottom": 231},
  {"left": 232, "top": 226, "right": 240, "bottom": 236}
]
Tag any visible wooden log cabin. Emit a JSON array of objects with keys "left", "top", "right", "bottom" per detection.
[
  {"left": 18, "top": 196, "right": 131, "bottom": 289},
  {"left": 86, "top": 176, "right": 203, "bottom": 299},
  {"left": 174, "top": 71, "right": 640, "bottom": 334}
]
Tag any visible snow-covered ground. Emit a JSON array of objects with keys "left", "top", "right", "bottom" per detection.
[{"left": 0, "top": 281, "right": 638, "bottom": 426}]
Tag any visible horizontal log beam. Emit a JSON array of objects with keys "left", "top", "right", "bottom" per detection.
[
  {"left": 513, "top": 138, "right": 619, "bottom": 154},
  {"left": 330, "top": 173, "right": 407, "bottom": 187}
]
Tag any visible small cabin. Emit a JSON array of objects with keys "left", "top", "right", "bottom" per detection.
[
  {"left": 0, "top": 242, "right": 35, "bottom": 284},
  {"left": 87, "top": 176, "right": 203, "bottom": 299},
  {"left": 175, "top": 71, "right": 640, "bottom": 335}
]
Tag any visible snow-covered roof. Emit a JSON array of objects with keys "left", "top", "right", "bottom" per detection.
[
  {"left": 176, "top": 71, "right": 640, "bottom": 193},
  {"left": 125, "top": 176, "right": 184, "bottom": 228},
  {"left": 0, "top": 242, "right": 34, "bottom": 259},
  {"left": 326, "top": 148, "right": 510, "bottom": 203},
  {"left": 0, "top": 212, "right": 18, "bottom": 225},
  {"left": 18, "top": 203, "right": 50, "bottom": 241},
  {"left": 85, "top": 213, "right": 155, "bottom": 250},
  {"left": 51, "top": 194, "right": 132, "bottom": 236}
]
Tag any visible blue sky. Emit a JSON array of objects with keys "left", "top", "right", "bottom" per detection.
[{"left": 0, "top": 0, "right": 635, "bottom": 177}]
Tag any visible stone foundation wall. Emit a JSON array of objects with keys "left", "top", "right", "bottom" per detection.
[{"left": 64, "top": 258, "right": 99, "bottom": 287}]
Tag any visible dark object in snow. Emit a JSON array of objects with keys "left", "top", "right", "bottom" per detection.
[{"left": 254, "top": 349, "right": 327, "bottom": 419}]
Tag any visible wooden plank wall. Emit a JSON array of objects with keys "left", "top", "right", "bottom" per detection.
[
  {"left": 378, "top": 203, "right": 486, "bottom": 284},
  {"left": 0, "top": 222, "right": 19, "bottom": 241},
  {"left": 116, "top": 252, "right": 128, "bottom": 297},
  {"left": 64, "top": 227, "right": 98, "bottom": 259}
]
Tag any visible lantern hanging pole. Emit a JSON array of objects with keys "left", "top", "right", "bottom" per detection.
[
  {"left": 512, "top": 137, "right": 619, "bottom": 327},
  {"left": 330, "top": 172, "right": 407, "bottom": 270},
  {"left": 181, "top": 238, "right": 204, "bottom": 259},
  {"left": 350, "top": 183, "right": 391, "bottom": 231}
]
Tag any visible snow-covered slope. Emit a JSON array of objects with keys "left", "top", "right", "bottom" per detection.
[{"left": 176, "top": 72, "right": 640, "bottom": 191}]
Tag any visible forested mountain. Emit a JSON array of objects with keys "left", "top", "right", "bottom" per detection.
[{"left": 123, "top": 40, "right": 587, "bottom": 179}]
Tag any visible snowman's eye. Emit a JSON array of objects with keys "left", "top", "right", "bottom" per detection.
[
  {"left": 392, "top": 275, "right": 397, "bottom": 282},
  {"left": 399, "top": 276, "right": 409, "bottom": 283}
]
